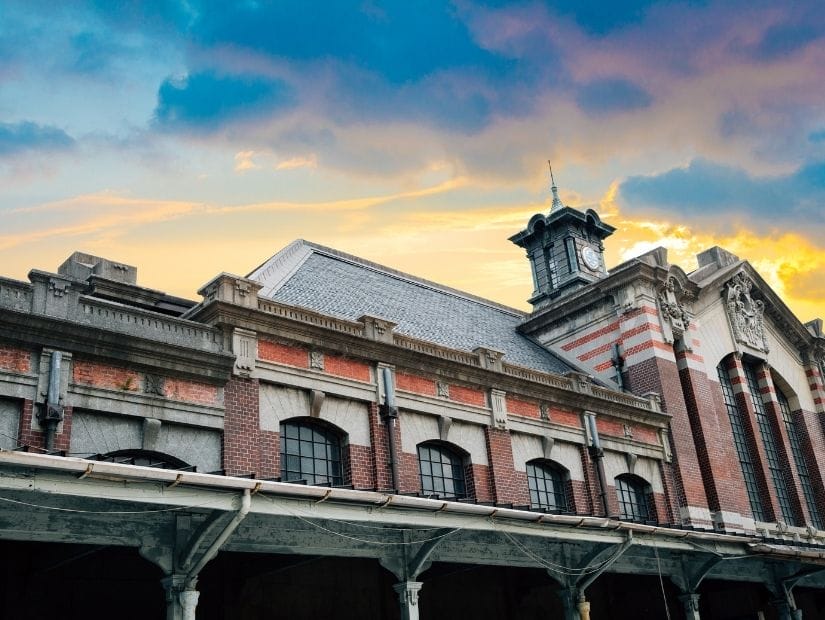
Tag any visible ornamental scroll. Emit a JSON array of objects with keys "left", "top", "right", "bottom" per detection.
[
  {"left": 658, "top": 276, "right": 690, "bottom": 344},
  {"left": 725, "top": 272, "right": 769, "bottom": 353}
]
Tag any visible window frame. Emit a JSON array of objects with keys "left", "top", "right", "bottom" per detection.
[
  {"left": 279, "top": 418, "right": 344, "bottom": 487},
  {"left": 417, "top": 442, "right": 467, "bottom": 500},
  {"left": 526, "top": 459, "right": 570, "bottom": 513},
  {"left": 615, "top": 474, "right": 653, "bottom": 523}
]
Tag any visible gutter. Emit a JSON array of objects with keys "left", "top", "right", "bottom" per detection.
[{"left": 0, "top": 450, "right": 819, "bottom": 552}]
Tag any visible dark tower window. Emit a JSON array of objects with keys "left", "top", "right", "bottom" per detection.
[
  {"left": 526, "top": 460, "right": 569, "bottom": 512},
  {"left": 280, "top": 420, "right": 343, "bottom": 486},
  {"left": 615, "top": 475, "right": 652, "bottom": 523},
  {"left": 417, "top": 442, "right": 466, "bottom": 499}
]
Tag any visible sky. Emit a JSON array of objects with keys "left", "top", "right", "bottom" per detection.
[{"left": 1, "top": 1, "right": 824, "bottom": 322}]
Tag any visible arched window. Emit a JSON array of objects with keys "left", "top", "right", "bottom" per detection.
[
  {"left": 417, "top": 442, "right": 466, "bottom": 499},
  {"left": 89, "top": 449, "right": 193, "bottom": 470},
  {"left": 717, "top": 361, "right": 766, "bottom": 521},
  {"left": 526, "top": 460, "right": 569, "bottom": 512},
  {"left": 615, "top": 474, "right": 652, "bottom": 523},
  {"left": 776, "top": 384, "right": 822, "bottom": 529},
  {"left": 280, "top": 420, "right": 343, "bottom": 486},
  {"left": 743, "top": 363, "right": 796, "bottom": 525}
]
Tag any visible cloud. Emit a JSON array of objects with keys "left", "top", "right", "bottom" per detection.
[
  {"left": 618, "top": 158, "right": 825, "bottom": 229},
  {"left": 0, "top": 122, "right": 75, "bottom": 157},
  {"left": 575, "top": 77, "right": 653, "bottom": 116},
  {"left": 154, "top": 71, "right": 294, "bottom": 129},
  {"left": 751, "top": 21, "right": 822, "bottom": 61}
]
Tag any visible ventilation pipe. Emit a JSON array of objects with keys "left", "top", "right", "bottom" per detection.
[
  {"left": 585, "top": 412, "right": 610, "bottom": 516},
  {"left": 38, "top": 352, "right": 64, "bottom": 451},
  {"left": 380, "top": 367, "right": 401, "bottom": 492}
]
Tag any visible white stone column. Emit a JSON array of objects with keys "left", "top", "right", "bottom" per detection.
[
  {"left": 678, "top": 592, "right": 701, "bottom": 620},
  {"left": 162, "top": 575, "right": 199, "bottom": 620},
  {"left": 393, "top": 581, "right": 423, "bottom": 620}
]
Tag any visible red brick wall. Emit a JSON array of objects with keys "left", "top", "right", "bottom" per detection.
[
  {"left": 485, "top": 428, "right": 531, "bottom": 505},
  {"left": 468, "top": 463, "right": 492, "bottom": 502},
  {"left": 578, "top": 445, "right": 600, "bottom": 516},
  {"left": 597, "top": 417, "right": 659, "bottom": 446},
  {"left": 17, "top": 400, "right": 73, "bottom": 453},
  {"left": 0, "top": 345, "right": 31, "bottom": 374},
  {"left": 506, "top": 396, "right": 540, "bottom": 419},
  {"left": 552, "top": 408, "right": 582, "bottom": 428},
  {"left": 395, "top": 371, "right": 437, "bottom": 397},
  {"left": 347, "top": 444, "right": 376, "bottom": 489},
  {"left": 368, "top": 403, "right": 394, "bottom": 490},
  {"left": 223, "top": 376, "right": 264, "bottom": 476},
  {"left": 625, "top": 355, "right": 707, "bottom": 521},
  {"left": 449, "top": 384, "right": 486, "bottom": 407},
  {"left": 258, "top": 339, "right": 309, "bottom": 368},
  {"left": 164, "top": 378, "right": 219, "bottom": 406},
  {"left": 325, "top": 355, "right": 371, "bottom": 382},
  {"left": 73, "top": 359, "right": 140, "bottom": 392}
]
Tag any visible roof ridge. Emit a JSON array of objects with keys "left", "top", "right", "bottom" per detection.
[{"left": 295, "top": 240, "right": 527, "bottom": 318}]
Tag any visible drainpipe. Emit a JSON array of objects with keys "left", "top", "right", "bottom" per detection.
[
  {"left": 39, "top": 352, "right": 64, "bottom": 451},
  {"left": 584, "top": 412, "right": 610, "bottom": 516},
  {"left": 381, "top": 367, "right": 401, "bottom": 493}
]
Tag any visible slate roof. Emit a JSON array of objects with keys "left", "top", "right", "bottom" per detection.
[{"left": 248, "top": 240, "right": 579, "bottom": 376}]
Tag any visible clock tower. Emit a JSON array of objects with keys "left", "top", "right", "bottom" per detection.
[{"left": 509, "top": 167, "right": 615, "bottom": 310}]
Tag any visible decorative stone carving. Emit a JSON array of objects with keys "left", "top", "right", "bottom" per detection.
[
  {"left": 541, "top": 435, "right": 554, "bottom": 459},
  {"left": 48, "top": 279, "right": 69, "bottom": 298},
  {"left": 622, "top": 423, "right": 634, "bottom": 439},
  {"left": 474, "top": 347, "right": 505, "bottom": 372},
  {"left": 490, "top": 389, "right": 507, "bottom": 429},
  {"left": 437, "top": 382, "right": 449, "bottom": 398},
  {"left": 197, "top": 273, "right": 261, "bottom": 309},
  {"left": 309, "top": 389, "right": 325, "bottom": 418},
  {"left": 232, "top": 328, "right": 257, "bottom": 377},
  {"left": 725, "top": 273, "right": 769, "bottom": 353},
  {"left": 658, "top": 276, "right": 690, "bottom": 343},
  {"left": 438, "top": 415, "right": 452, "bottom": 442},
  {"left": 539, "top": 403, "right": 549, "bottom": 421},
  {"left": 625, "top": 452, "right": 637, "bottom": 474},
  {"left": 144, "top": 373, "right": 165, "bottom": 396},
  {"left": 310, "top": 351, "right": 324, "bottom": 370},
  {"left": 358, "top": 315, "right": 397, "bottom": 344}
]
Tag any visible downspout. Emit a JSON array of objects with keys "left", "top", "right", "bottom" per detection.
[
  {"left": 585, "top": 412, "right": 610, "bottom": 517},
  {"left": 381, "top": 367, "right": 401, "bottom": 493},
  {"left": 40, "top": 352, "right": 64, "bottom": 451},
  {"left": 185, "top": 488, "right": 251, "bottom": 588}
]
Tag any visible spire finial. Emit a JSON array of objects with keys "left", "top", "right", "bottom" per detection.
[{"left": 548, "top": 161, "right": 564, "bottom": 212}]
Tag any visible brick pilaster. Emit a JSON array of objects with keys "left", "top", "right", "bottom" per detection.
[
  {"left": 625, "top": 354, "right": 709, "bottom": 525},
  {"left": 484, "top": 427, "right": 530, "bottom": 505}
]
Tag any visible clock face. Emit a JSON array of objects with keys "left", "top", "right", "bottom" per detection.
[{"left": 581, "top": 246, "right": 600, "bottom": 271}]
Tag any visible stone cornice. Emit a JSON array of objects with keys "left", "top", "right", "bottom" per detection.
[
  {"left": 0, "top": 308, "right": 234, "bottom": 383},
  {"left": 190, "top": 298, "right": 669, "bottom": 426}
]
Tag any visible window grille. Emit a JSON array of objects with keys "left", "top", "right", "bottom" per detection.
[
  {"left": 743, "top": 364, "right": 796, "bottom": 524},
  {"left": 717, "top": 364, "right": 766, "bottom": 521},
  {"left": 777, "top": 387, "right": 821, "bottom": 528},
  {"left": 615, "top": 475, "right": 651, "bottom": 523},
  {"left": 280, "top": 420, "right": 343, "bottom": 486},
  {"left": 417, "top": 443, "right": 466, "bottom": 499},
  {"left": 526, "top": 460, "right": 569, "bottom": 512}
]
